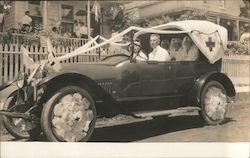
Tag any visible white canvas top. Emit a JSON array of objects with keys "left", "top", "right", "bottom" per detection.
[{"left": 151, "top": 20, "right": 228, "bottom": 64}]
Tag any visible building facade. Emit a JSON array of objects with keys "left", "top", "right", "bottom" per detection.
[
  {"left": 2, "top": 0, "right": 250, "bottom": 40},
  {"left": 2, "top": 1, "right": 116, "bottom": 37},
  {"left": 124, "top": 0, "right": 250, "bottom": 41}
]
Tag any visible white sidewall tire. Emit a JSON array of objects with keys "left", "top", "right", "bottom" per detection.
[
  {"left": 41, "top": 86, "right": 96, "bottom": 142},
  {"left": 200, "top": 81, "right": 228, "bottom": 125}
]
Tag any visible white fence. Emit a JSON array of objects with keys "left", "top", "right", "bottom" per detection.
[
  {"left": 0, "top": 44, "right": 129, "bottom": 85},
  {"left": 222, "top": 55, "right": 250, "bottom": 86},
  {"left": 0, "top": 43, "right": 249, "bottom": 86}
]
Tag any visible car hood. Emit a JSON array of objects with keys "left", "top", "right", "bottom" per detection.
[{"left": 59, "top": 62, "right": 118, "bottom": 81}]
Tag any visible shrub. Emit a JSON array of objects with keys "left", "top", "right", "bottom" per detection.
[{"left": 226, "top": 41, "right": 249, "bottom": 55}]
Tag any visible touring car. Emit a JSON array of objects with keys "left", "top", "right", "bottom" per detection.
[{"left": 0, "top": 20, "right": 235, "bottom": 142}]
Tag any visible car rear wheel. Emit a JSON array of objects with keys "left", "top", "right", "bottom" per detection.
[
  {"left": 199, "top": 81, "right": 228, "bottom": 125},
  {"left": 41, "top": 86, "right": 96, "bottom": 142},
  {"left": 3, "top": 92, "right": 41, "bottom": 139}
]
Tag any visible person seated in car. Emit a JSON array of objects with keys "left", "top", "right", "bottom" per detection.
[
  {"left": 178, "top": 36, "right": 199, "bottom": 61},
  {"left": 169, "top": 38, "right": 182, "bottom": 61},
  {"left": 161, "top": 39, "right": 170, "bottom": 52},
  {"left": 133, "top": 39, "right": 147, "bottom": 61},
  {"left": 148, "top": 34, "right": 171, "bottom": 61}
]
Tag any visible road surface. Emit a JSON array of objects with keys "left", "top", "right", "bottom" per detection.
[{"left": 1, "top": 101, "right": 249, "bottom": 142}]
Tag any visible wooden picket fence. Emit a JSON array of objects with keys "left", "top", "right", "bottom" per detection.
[
  {"left": 221, "top": 55, "right": 250, "bottom": 86},
  {"left": 0, "top": 44, "right": 129, "bottom": 85},
  {"left": 0, "top": 43, "right": 249, "bottom": 86}
]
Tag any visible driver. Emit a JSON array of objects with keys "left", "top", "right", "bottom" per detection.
[
  {"left": 148, "top": 34, "right": 171, "bottom": 61},
  {"left": 133, "top": 39, "right": 147, "bottom": 61}
]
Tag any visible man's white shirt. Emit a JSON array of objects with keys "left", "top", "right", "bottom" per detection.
[
  {"left": 19, "top": 15, "right": 32, "bottom": 26},
  {"left": 149, "top": 45, "right": 171, "bottom": 61},
  {"left": 80, "top": 26, "right": 88, "bottom": 35}
]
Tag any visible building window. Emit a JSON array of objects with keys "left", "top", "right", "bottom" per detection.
[
  {"left": 219, "top": 0, "right": 225, "bottom": 8},
  {"left": 61, "top": 5, "right": 74, "bottom": 34},
  {"left": 28, "top": 1, "right": 42, "bottom": 31},
  {"left": 61, "top": 5, "right": 74, "bottom": 21},
  {"left": 28, "top": 1, "right": 40, "bottom": 5}
]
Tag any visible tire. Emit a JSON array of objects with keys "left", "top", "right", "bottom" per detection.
[
  {"left": 199, "top": 81, "right": 228, "bottom": 125},
  {"left": 41, "top": 86, "right": 96, "bottom": 142},
  {"left": 3, "top": 93, "right": 41, "bottom": 139}
]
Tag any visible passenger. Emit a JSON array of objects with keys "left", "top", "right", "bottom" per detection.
[
  {"left": 161, "top": 39, "right": 170, "bottom": 52},
  {"left": 179, "top": 36, "right": 199, "bottom": 61},
  {"left": 148, "top": 34, "right": 171, "bottom": 61},
  {"left": 169, "top": 38, "right": 182, "bottom": 61}
]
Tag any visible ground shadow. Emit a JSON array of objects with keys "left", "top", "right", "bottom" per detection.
[
  {"left": 89, "top": 115, "right": 234, "bottom": 142},
  {"left": 2, "top": 115, "right": 235, "bottom": 142}
]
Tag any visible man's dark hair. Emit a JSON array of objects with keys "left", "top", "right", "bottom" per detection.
[
  {"left": 52, "top": 27, "right": 57, "bottom": 32},
  {"left": 25, "top": 11, "right": 30, "bottom": 15}
]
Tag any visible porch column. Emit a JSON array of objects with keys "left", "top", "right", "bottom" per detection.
[
  {"left": 87, "top": 0, "right": 91, "bottom": 40},
  {"left": 236, "top": 20, "right": 240, "bottom": 41},
  {"left": 43, "top": 1, "right": 47, "bottom": 29}
]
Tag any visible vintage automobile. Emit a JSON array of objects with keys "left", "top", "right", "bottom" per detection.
[{"left": 0, "top": 20, "right": 235, "bottom": 142}]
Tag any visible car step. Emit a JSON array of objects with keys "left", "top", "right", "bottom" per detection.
[{"left": 134, "top": 106, "right": 201, "bottom": 118}]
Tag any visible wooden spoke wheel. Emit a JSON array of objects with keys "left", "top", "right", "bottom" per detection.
[{"left": 41, "top": 86, "right": 96, "bottom": 142}]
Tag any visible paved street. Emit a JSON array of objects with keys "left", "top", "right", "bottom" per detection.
[{"left": 1, "top": 97, "right": 249, "bottom": 142}]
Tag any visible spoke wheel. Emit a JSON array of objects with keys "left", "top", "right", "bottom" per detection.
[
  {"left": 41, "top": 86, "right": 96, "bottom": 142},
  {"left": 2, "top": 93, "right": 37, "bottom": 139},
  {"left": 200, "top": 81, "right": 228, "bottom": 125}
]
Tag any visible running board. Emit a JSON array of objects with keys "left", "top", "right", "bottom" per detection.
[{"left": 134, "top": 106, "right": 201, "bottom": 118}]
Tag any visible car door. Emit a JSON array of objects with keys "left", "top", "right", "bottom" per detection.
[
  {"left": 175, "top": 60, "right": 196, "bottom": 94},
  {"left": 139, "top": 60, "right": 176, "bottom": 96}
]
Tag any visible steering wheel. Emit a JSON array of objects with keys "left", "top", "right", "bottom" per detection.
[
  {"left": 127, "top": 43, "right": 141, "bottom": 55},
  {"left": 127, "top": 43, "right": 147, "bottom": 61}
]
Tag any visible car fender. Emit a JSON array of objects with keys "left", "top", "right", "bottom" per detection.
[
  {"left": 37, "top": 70, "right": 110, "bottom": 100},
  {"left": 37, "top": 70, "right": 121, "bottom": 116},
  {"left": 187, "top": 71, "right": 236, "bottom": 106}
]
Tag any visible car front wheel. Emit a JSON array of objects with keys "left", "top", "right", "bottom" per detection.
[
  {"left": 41, "top": 86, "right": 96, "bottom": 142},
  {"left": 199, "top": 81, "right": 228, "bottom": 125},
  {"left": 3, "top": 92, "right": 41, "bottom": 139}
]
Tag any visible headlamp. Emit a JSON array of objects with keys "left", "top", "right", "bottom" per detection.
[{"left": 17, "top": 72, "right": 28, "bottom": 88}]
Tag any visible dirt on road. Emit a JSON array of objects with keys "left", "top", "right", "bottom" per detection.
[{"left": 1, "top": 93, "right": 249, "bottom": 142}]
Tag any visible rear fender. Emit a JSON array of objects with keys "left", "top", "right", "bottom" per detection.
[{"left": 188, "top": 71, "right": 236, "bottom": 106}]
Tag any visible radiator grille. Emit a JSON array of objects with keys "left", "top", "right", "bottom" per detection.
[{"left": 97, "top": 82, "right": 113, "bottom": 94}]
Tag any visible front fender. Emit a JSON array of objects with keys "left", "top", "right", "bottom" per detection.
[
  {"left": 0, "top": 80, "right": 24, "bottom": 105},
  {"left": 37, "top": 71, "right": 122, "bottom": 116},
  {"left": 0, "top": 79, "right": 16, "bottom": 91},
  {"left": 188, "top": 71, "right": 236, "bottom": 106},
  {"left": 37, "top": 70, "right": 84, "bottom": 87}
]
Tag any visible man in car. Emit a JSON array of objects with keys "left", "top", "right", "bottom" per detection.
[
  {"left": 134, "top": 39, "right": 147, "bottom": 61},
  {"left": 148, "top": 34, "right": 171, "bottom": 61}
]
